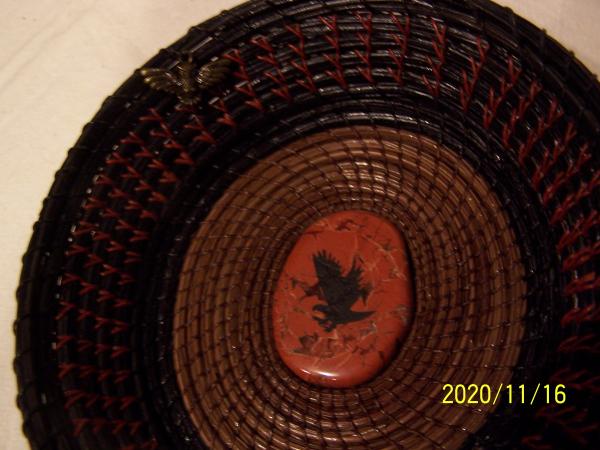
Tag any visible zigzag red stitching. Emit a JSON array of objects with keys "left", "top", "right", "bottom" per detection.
[
  {"left": 224, "top": 49, "right": 264, "bottom": 112},
  {"left": 561, "top": 241, "right": 600, "bottom": 272},
  {"left": 557, "top": 333, "right": 599, "bottom": 353},
  {"left": 517, "top": 98, "right": 563, "bottom": 165},
  {"left": 557, "top": 211, "right": 599, "bottom": 251},
  {"left": 66, "top": 244, "right": 135, "bottom": 285},
  {"left": 212, "top": 98, "right": 237, "bottom": 128},
  {"left": 106, "top": 149, "right": 178, "bottom": 187},
  {"left": 70, "top": 222, "right": 143, "bottom": 264},
  {"left": 542, "top": 144, "right": 591, "bottom": 206},
  {"left": 560, "top": 304, "right": 600, "bottom": 327},
  {"left": 387, "top": 13, "right": 410, "bottom": 85},
  {"left": 56, "top": 300, "right": 132, "bottom": 329},
  {"left": 535, "top": 404, "right": 595, "bottom": 446},
  {"left": 320, "top": 16, "right": 348, "bottom": 90},
  {"left": 531, "top": 122, "right": 578, "bottom": 189},
  {"left": 422, "top": 18, "right": 447, "bottom": 98},
  {"left": 563, "top": 271, "right": 600, "bottom": 296},
  {"left": 185, "top": 115, "right": 217, "bottom": 144},
  {"left": 483, "top": 57, "right": 521, "bottom": 129},
  {"left": 58, "top": 363, "right": 131, "bottom": 383},
  {"left": 501, "top": 80, "right": 542, "bottom": 148},
  {"left": 72, "top": 418, "right": 142, "bottom": 437},
  {"left": 354, "top": 12, "right": 374, "bottom": 83},
  {"left": 56, "top": 336, "right": 131, "bottom": 358},
  {"left": 550, "top": 171, "right": 600, "bottom": 225},
  {"left": 460, "top": 38, "right": 489, "bottom": 112},
  {"left": 96, "top": 175, "right": 158, "bottom": 221},
  {"left": 286, "top": 24, "right": 317, "bottom": 93},
  {"left": 549, "top": 367, "right": 600, "bottom": 394},
  {"left": 251, "top": 36, "right": 292, "bottom": 103},
  {"left": 65, "top": 389, "right": 137, "bottom": 410}
]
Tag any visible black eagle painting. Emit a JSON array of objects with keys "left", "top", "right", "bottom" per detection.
[{"left": 300, "top": 251, "right": 374, "bottom": 332}]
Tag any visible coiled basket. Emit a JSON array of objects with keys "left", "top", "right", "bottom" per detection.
[{"left": 14, "top": 0, "right": 599, "bottom": 449}]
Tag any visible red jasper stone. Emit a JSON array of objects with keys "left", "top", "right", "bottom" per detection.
[{"left": 273, "top": 210, "right": 413, "bottom": 388}]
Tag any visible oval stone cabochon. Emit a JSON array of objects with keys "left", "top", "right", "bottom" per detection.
[{"left": 273, "top": 210, "right": 413, "bottom": 388}]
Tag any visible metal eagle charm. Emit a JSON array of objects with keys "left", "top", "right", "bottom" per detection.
[{"left": 140, "top": 55, "right": 231, "bottom": 105}]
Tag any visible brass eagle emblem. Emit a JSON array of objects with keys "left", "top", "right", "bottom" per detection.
[{"left": 140, "top": 54, "right": 231, "bottom": 105}]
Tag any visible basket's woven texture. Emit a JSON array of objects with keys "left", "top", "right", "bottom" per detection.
[
  {"left": 14, "top": 0, "right": 599, "bottom": 449},
  {"left": 174, "top": 128, "right": 527, "bottom": 449}
]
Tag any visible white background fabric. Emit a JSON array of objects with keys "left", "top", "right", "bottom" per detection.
[{"left": 1, "top": 1, "right": 598, "bottom": 448}]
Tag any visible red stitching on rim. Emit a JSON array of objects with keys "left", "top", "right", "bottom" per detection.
[
  {"left": 542, "top": 143, "right": 591, "bottom": 206},
  {"left": 557, "top": 211, "right": 599, "bottom": 251},
  {"left": 320, "top": 15, "right": 348, "bottom": 90},
  {"left": 534, "top": 404, "right": 596, "bottom": 447},
  {"left": 517, "top": 97, "right": 563, "bottom": 166},
  {"left": 252, "top": 35, "right": 292, "bottom": 103},
  {"left": 530, "top": 122, "right": 578, "bottom": 190},
  {"left": 212, "top": 98, "right": 237, "bottom": 128},
  {"left": 71, "top": 418, "right": 143, "bottom": 437},
  {"left": 459, "top": 37, "right": 489, "bottom": 112},
  {"left": 286, "top": 23, "right": 317, "bottom": 94},
  {"left": 563, "top": 272, "right": 600, "bottom": 296},
  {"left": 483, "top": 57, "right": 521, "bottom": 129},
  {"left": 387, "top": 13, "right": 410, "bottom": 86},
  {"left": 225, "top": 49, "right": 265, "bottom": 112},
  {"left": 501, "top": 80, "right": 542, "bottom": 148},
  {"left": 354, "top": 11, "right": 374, "bottom": 83},
  {"left": 549, "top": 367, "right": 600, "bottom": 393},
  {"left": 422, "top": 18, "right": 447, "bottom": 98},
  {"left": 550, "top": 171, "right": 600, "bottom": 225}
]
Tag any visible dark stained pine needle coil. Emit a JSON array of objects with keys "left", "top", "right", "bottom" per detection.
[{"left": 14, "top": 0, "right": 599, "bottom": 449}]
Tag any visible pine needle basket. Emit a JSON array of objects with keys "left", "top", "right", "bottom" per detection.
[{"left": 14, "top": 0, "right": 599, "bottom": 449}]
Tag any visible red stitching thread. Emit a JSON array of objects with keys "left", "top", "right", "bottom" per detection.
[
  {"left": 549, "top": 367, "right": 600, "bottom": 394},
  {"left": 517, "top": 97, "right": 563, "bottom": 165},
  {"left": 185, "top": 115, "right": 217, "bottom": 145},
  {"left": 72, "top": 418, "right": 142, "bottom": 437},
  {"left": 354, "top": 12, "right": 374, "bottom": 83},
  {"left": 320, "top": 16, "right": 348, "bottom": 90},
  {"left": 65, "top": 390, "right": 137, "bottom": 410},
  {"left": 563, "top": 271, "right": 600, "bottom": 296},
  {"left": 550, "top": 171, "right": 600, "bottom": 225},
  {"left": 58, "top": 363, "right": 131, "bottom": 383},
  {"left": 252, "top": 35, "right": 292, "bottom": 103},
  {"left": 531, "top": 122, "right": 578, "bottom": 190},
  {"left": 560, "top": 304, "right": 600, "bottom": 327},
  {"left": 483, "top": 57, "right": 521, "bottom": 129},
  {"left": 387, "top": 13, "right": 410, "bottom": 86},
  {"left": 535, "top": 404, "right": 595, "bottom": 446},
  {"left": 286, "top": 24, "right": 317, "bottom": 93},
  {"left": 557, "top": 333, "right": 599, "bottom": 353},
  {"left": 212, "top": 98, "right": 237, "bottom": 128},
  {"left": 224, "top": 49, "right": 265, "bottom": 112},
  {"left": 561, "top": 241, "right": 600, "bottom": 272},
  {"left": 542, "top": 143, "right": 591, "bottom": 206},
  {"left": 557, "top": 211, "right": 599, "bottom": 251},
  {"left": 56, "top": 336, "right": 130, "bottom": 358},
  {"left": 460, "top": 37, "right": 489, "bottom": 112},
  {"left": 422, "top": 18, "right": 447, "bottom": 98},
  {"left": 501, "top": 80, "right": 543, "bottom": 148}
]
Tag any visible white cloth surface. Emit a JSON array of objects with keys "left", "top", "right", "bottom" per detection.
[{"left": 0, "top": 1, "right": 598, "bottom": 449}]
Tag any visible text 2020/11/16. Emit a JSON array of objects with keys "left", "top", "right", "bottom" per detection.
[{"left": 441, "top": 384, "right": 566, "bottom": 405}]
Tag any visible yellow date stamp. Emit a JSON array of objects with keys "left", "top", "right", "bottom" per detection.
[{"left": 441, "top": 384, "right": 566, "bottom": 405}]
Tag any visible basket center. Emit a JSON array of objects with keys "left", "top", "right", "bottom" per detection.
[{"left": 272, "top": 210, "right": 413, "bottom": 388}]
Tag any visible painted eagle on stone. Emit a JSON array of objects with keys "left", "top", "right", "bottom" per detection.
[{"left": 302, "top": 251, "right": 374, "bottom": 332}]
